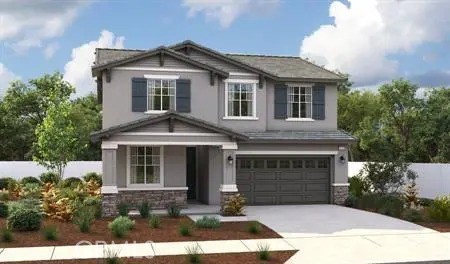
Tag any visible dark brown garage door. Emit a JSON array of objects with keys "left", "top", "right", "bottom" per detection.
[{"left": 236, "top": 157, "right": 330, "bottom": 205}]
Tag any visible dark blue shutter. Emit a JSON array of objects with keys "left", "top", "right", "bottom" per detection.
[
  {"left": 312, "top": 84, "right": 325, "bottom": 120},
  {"left": 176, "top": 79, "right": 191, "bottom": 113},
  {"left": 274, "top": 84, "right": 288, "bottom": 119},
  {"left": 131, "top": 78, "right": 147, "bottom": 112}
]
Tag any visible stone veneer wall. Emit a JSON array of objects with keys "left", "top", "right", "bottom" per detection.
[
  {"left": 220, "top": 191, "right": 239, "bottom": 215},
  {"left": 332, "top": 185, "right": 349, "bottom": 205},
  {"left": 102, "top": 189, "right": 187, "bottom": 217}
]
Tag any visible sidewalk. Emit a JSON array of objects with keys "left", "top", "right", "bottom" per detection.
[{"left": 1, "top": 233, "right": 450, "bottom": 263}]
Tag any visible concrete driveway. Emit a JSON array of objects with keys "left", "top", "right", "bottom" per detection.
[{"left": 246, "top": 205, "right": 435, "bottom": 238}]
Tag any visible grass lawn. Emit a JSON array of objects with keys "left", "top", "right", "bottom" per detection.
[{"left": 0, "top": 216, "right": 280, "bottom": 248}]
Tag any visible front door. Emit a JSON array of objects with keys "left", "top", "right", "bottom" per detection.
[{"left": 186, "top": 147, "right": 197, "bottom": 200}]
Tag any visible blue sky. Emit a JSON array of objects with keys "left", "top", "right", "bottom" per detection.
[{"left": 1, "top": 0, "right": 449, "bottom": 96}]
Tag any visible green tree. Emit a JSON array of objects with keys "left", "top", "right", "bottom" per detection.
[{"left": 33, "top": 100, "right": 86, "bottom": 177}]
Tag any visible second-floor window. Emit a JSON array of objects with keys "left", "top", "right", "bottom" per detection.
[
  {"left": 225, "top": 81, "right": 257, "bottom": 118},
  {"left": 287, "top": 85, "right": 312, "bottom": 119},
  {"left": 147, "top": 79, "right": 176, "bottom": 112}
]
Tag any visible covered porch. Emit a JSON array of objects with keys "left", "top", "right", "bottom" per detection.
[{"left": 91, "top": 112, "right": 247, "bottom": 217}]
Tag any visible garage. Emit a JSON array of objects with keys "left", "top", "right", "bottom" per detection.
[{"left": 236, "top": 157, "right": 331, "bottom": 205}]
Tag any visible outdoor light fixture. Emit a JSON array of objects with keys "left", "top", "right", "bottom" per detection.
[
  {"left": 227, "top": 155, "right": 234, "bottom": 165},
  {"left": 339, "top": 155, "right": 346, "bottom": 164}
]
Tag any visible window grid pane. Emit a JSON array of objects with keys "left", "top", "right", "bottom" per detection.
[
  {"left": 147, "top": 79, "right": 176, "bottom": 111},
  {"left": 130, "top": 146, "right": 161, "bottom": 184},
  {"left": 227, "top": 83, "right": 253, "bottom": 117},
  {"left": 288, "top": 86, "right": 312, "bottom": 118}
]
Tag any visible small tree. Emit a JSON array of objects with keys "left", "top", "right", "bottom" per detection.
[
  {"left": 33, "top": 100, "right": 85, "bottom": 178},
  {"left": 404, "top": 181, "right": 419, "bottom": 209},
  {"left": 357, "top": 161, "right": 417, "bottom": 195}
]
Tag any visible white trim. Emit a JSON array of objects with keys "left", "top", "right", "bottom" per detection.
[
  {"left": 115, "top": 67, "right": 208, "bottom": 73},
  {"left": 118, "top": 187, "right": 188, "bottom": 191},
  {"left": 235, "top": 150, "right": 339, "bottom": 155},
  {"left": 144, "top": 74, "right": 180, "bottom": 80},
  {"left": 219, "top": 184, "right": 238, "bottom": 192},
  {"left": 332, "top": 183, "right": 350, "bottom": 187},
  {"left": 221, "top": 143, "right": 239, "bottom": 150},
  {"left": 229, "top": 72, "right": 258, "bottom": 77},
  {"left": 116, "top": 132, "right": 224, "bottom": 137},
  {"left": 222, "top": 117, "right": 259, "bottom": 121},
  {"left": 224, "top": 79, "right": 257, "bottom": 119},
  {"left": 101, "top": 186, "right": 118, "bottom": 194},
  {"left": 107, "top": 141, "right": 235, "bottom": 146},
  {"left": 101, "top": 142, "right": 118, "bottom": 149},
  {"left": 145, "top": 110, "right": 167, "bottom": 114},
  {"left": 285, "top": 118, "right": 315, "bottom": 122},
  {"left": 224, "top": 78, "right": 259, "bottom": 84},
  {"left": 126, "top": 145, "right": 164, "bottom": 188}
]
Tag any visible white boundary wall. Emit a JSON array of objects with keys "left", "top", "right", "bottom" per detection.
[
  {"left": 349, "top": 162, "right": 450, "bottom": 199},
  {"left": 0, "top": 161, "right": 449, "bottom": 199}
]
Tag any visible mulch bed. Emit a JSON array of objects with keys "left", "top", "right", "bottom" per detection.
[
  {"left": 0, "top": 216, "right": 280, "bottom": 248},
  {"left": 416, "top": 222, "right": 450, "bottom": 232},
  {"left": 6, "top": 251, "right": 297, "bottom": 264}
]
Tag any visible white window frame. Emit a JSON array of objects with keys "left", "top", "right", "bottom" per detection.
[
  {"left": 144, "top": 74, "right": 179, "bottom": 114},
  {"left": 223, "top": 79, "right": 258, "bottom": 120},
  {"left": 126, "top": 145, "right": 164, "bottom": 188},
  {"left": 286, "top": 83, "right": 314, "bottom": 121}
]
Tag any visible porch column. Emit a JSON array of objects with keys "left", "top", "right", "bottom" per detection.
[
  {"left": 101, "top": 142, "right": 118, "bottom": 217},
  {"left": 219, "top": 143, "right": 239, "bottom": 215}
]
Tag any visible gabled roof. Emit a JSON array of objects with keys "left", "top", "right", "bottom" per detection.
[
  {"left": 93, "top": 40, "right": 344, "bottom": 82},
  {"left": 244, "top": 130, "right": 356, "bottom": 143},
  {"left": 91, "top": 111, "right": 249, "bottom": 142},
  {"left": 92, "top": 46, "right": 229, "bottom": 78}
]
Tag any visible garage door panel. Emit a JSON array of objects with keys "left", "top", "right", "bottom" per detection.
[
  {"left": 236, "top": 157, "right": 330, "bottom": 205},
  {"left": 254, "top": 172, "right": 277, "bottom": 180},
  {"left": 254, "top": 183, "right": 277, "bottom": 192}
]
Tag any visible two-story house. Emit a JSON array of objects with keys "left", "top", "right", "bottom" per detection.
[{"left": 91, "top": 40, "right": 355, "bottom": 216}]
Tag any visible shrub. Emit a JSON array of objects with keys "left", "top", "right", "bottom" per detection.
[
  {"left": 195, "top": 216, "right": 220, "bottom": 229},
  {"left": 349, "top": 176, "right": 370, "bottom": 198},
  {"left": 428, "top": 196, "right": 450, "bottom": 222},
  {"left": 20, "top": 183, "right": 42, "bottom": 199},
  {"left": 247, "top": 221, "right": 262, "bottom": 234},
  {"left": 7, "top": 179, "right": 21, "bottom": 199},
  {"left": 83, "top": 196, "right": 102, "bottom": 219},
  {"left": 418, "top": 198, "right": 433, "bottom": 207},
  {"left": 1, "top": 228, "right": 13, "bottom": 242},
  {"left": 138, "top": 201, "right": 151, "bottom": 218},
  {"left": 41, "top": 183, "right": 73, "bottom": 222},
  {"left": 185, "top": 245, "right": 202, "bottom": 264},
  {"left": 39, "top": 172, "right": 61, "bottom": 184},
  {"left": 178, "top": 223, "right": 192, "bottom": 236},
  {"left": 42, "top": 225, "right": 58, "bottom": 241},
  {"left": 0, "top": 190, "right": 9, "bottom": 201},
  {"left": 222, "top": 194, "right": 246, "bottom": 216},
  {"left": 167, "top": 203, "right": 181, "bottom": 218},
  {"left": 0, "top": 177, "right": 14, "bottom": 190},
  {"left": 404, "top": 181, "right": 419, "bottom": 209},
  {"left": 83, "top": 172, "right": 102, "bottom": 186},
  {"left": 257, "top": 243, "right": 271, "bottom": 261},
  {"left": 104, "top": 247, "right": 121, "bottom": 264},
  {"left": 73, "top": 205, "right": 96, "bottom": 233},
  {"left": 377, "top": 195, "right": 404, "bottom": 217},
  {"left": 61, "top": 177, "right": 83, "bottom": 188},
  {"left": 20, "top": 176, "right": 42, "bottom": 185},
  {"left": 108, "top": 216, "right": 135, "bottom": 238},
  {"left": 403, "top": 208, "right": 423, "bottom": 222},
  {"left": 0, "top": 201, "right": 8, "bottom": 217},
  {"left": 7, "top": 207, "right": 42, "bottom": 231},
  {"left": 117, "top": 202, "right": 129, "bottom": 217},
  {"left": 357, "top": 162, "right": 417, "bottom": 195},
  {"left": 344, "top": 195, "right": 359, "bottom": 208},
  {"left": 358, "top": 193, "right": 384, "bottom": 210},
  {"left": 149, "top": 214, "right": 161, "bottom": 228},
  {"left": 8, "top": 198, "right": 41, "bottom": 215}
]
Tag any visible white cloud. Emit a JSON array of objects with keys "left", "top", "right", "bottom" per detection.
[
  {"left": 300, "top": 0, "right": 450, "bottom": 86},
  {"left": 0, "top": 63, "right": 19, "bottom": 97},
  {"left": 0, "top": 0, "right": 87, "bottom": 53},
  {"left": 182, "top": 0, "right": 279, "bottom": 28},
  {"left": 64, "top": 30, "right": 125, "bottom": 97},
  {"left": 43, "top": 42, "right": 59, "bottom": 59}
]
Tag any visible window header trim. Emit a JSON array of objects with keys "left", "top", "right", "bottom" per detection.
[{"left": 144, "top": 74, "right": 180, "bottom": 80}]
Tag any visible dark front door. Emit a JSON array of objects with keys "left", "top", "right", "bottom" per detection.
[{"left": 186, "top": 147, "right": 197, "bottom": 200}]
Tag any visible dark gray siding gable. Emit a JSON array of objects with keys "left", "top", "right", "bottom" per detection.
[
  {"left": 312, "top": 84, "right": 325, "bottom": 120},
  {"left": 274, "top": 84, "right": 288, "bottom": 119},
  {"left": 131, "top": 78, "right": 147, "bottom": 112},
  {"left": 176, "top": 79, "right": 191, "bottom": 113}
]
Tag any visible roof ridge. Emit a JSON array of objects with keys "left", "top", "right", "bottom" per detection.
[
  {"left": 226, "top": 53, "right": 301, "bottom": 59},
  {"left": 96, "top": 47, "right": 147, "bottom": 52}
]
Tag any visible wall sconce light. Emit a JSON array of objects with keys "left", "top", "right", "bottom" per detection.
[
  {"left": 227, "top": 155, "right": 234, "bottom": 165},
  {"left": 339, "top": 155, "right": 346, "bottom": 164}
]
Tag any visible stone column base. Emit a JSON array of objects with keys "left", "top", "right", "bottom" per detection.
[
  {"left": 332, "top": 185, "right": 349, "bottom": 205},
  {"left": 220, "top": 191, "right": 239, "bottom": 215},
  {"left": 102, "top": 193, "right": 118, "bottom": 217},
  {"left": 117, "top": 189, "right": 187, "bottom": 209}
]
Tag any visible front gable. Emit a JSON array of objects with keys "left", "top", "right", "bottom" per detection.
[{"left": 131, "top": 119, "right": 219, "bottom": 134}]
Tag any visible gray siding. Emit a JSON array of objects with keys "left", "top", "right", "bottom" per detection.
[
  {"left": 122, "top": 55, "right": 198, "bottom": 69},
  {"left": 208, "top": 146, "right": 222, "bottom": 205},
  {"left": 187, "top": 50, "right": 252, "bottom": 73},
  {"left": 117, "top": 145, "right": 126, "bottom": 188},
  {"left": 131, "top": 120, "right": 212, "bottom": 133},
  {"left": 164, "top": 146, "right": 186, "bottom": 187}
]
